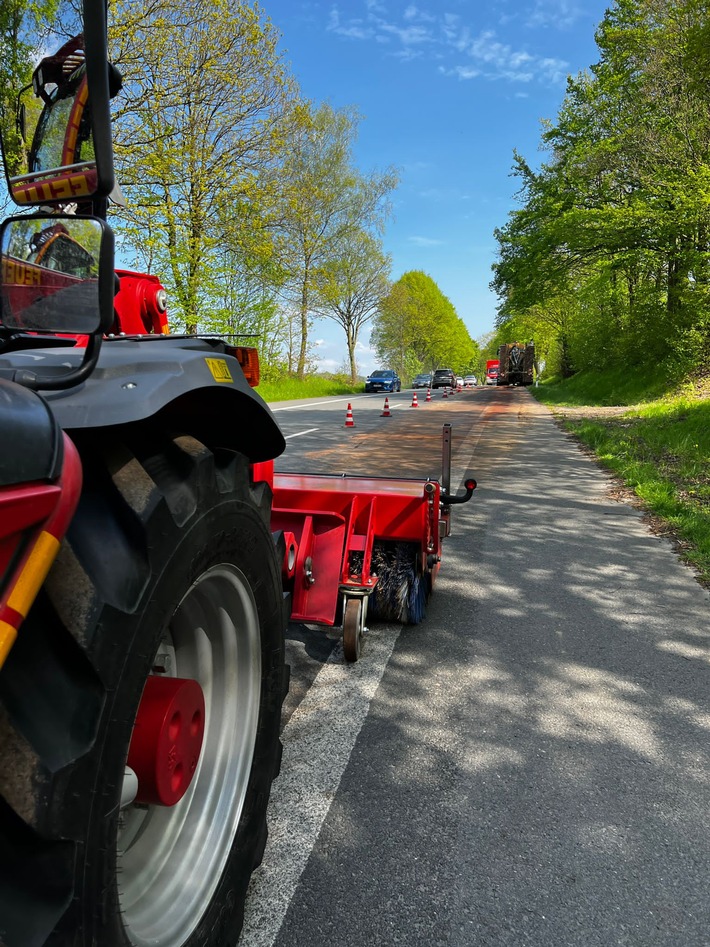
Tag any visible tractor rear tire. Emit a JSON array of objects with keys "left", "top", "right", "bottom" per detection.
[{"left": 0, "top": 431, "right": 288, "bottom": 947}]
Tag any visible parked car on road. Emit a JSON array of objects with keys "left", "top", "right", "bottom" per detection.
[
  {"left": 365, "top": 369, "right": 401, "bottom": 393},
  {"left": 463, "top": 375, "right": 478, "bottom": 387},
  {"left": 412, "top": 373, "right": 433, "bottom": 389},
  {"left": 431, "top": 368, "right": 456, "bottom": 389}
]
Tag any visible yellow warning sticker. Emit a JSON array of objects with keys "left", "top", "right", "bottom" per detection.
[{"left": 205, "top": 358, "right": 233, "bottom": 383}]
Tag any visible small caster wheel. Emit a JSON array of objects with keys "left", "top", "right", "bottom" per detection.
[{"left": 343, "top": 598, "right": 364, "bottom": 662}]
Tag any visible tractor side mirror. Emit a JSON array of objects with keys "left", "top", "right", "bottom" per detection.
[
  {"left": 0, "top": 0, "right": 115, "bottom": 209},
  {"left": 1, "top": 214, "right": 114, "bottom": 336}
]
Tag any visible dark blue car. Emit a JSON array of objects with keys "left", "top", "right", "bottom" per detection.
[{"left": 365, "top": 369, "right": 401, "bottom": 393}]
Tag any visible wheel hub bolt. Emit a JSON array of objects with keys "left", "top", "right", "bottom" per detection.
[{"left": 127, "top": 676, "right": 205, "bottom": 807}]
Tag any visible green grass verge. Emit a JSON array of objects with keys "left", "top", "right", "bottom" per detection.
[
  {"left": 532, "top": 366, "right": 672, "bottom": 406},
  {"left": 531, "top": 371, "right": 710, "bottom": 586},
  {"left": 258, "top": 375, "right": 363, "bottom": 402}
]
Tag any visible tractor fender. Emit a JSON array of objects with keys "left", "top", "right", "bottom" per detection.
[{"left": 2, "top": 338, "right": 285, "bottom": 462}]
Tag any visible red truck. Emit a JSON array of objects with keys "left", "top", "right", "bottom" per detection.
[{"left": 485, "top": 359, "right": 500, "bottom": 385}]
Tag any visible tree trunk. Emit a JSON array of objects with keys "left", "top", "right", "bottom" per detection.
[
  {"left": 347, "top": 324, "right": 357, "bottom": 385},
  {"left": 667, "top": 249, "right": 681, "bottom": 321},
  {"left": 559, "top": 333, "right": 574, "bottom": 377},
  {"left": 296, "top": 260, "right": 311, "bottom": 380}
]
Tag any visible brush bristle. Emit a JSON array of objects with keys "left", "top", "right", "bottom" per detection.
[{"left": 369, "top": 542, "right": 426, "bottom": 624}]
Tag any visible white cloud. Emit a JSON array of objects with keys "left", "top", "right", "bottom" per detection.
[
  {"left": 314, "top": 336, "right": 379, "bottom": 375},
  {"left": 526, "top": 0, "right": 585, "bottom": 30},
  {"left": 538, "top": 56, "right": 569, "bottom": 83},
  {"left": 392, "top": 46, "right": 424, "bottom": 61},
  {"left": 403, "top": 159, "right": 432, "bottom": 171},
  {"left": 403, "top": 5, "right": 436, "bottom": 23},
  {"left": 325, "top": 3, "right": 571, "bottom": 87},
  {"left": 379, "top": 23, "right": 432, "bottom": 45},
  {"left": 327, "top": 3, "right": 435, "bottom": 51},
  {"left": 409, "top": 235, "right": 444, "bottom": 247},
  {"left": 355, "top": 339, "right": 376, "bottom": 354},
  {"left": 449, "top": 28, "right": 568, "bottom": 84},
  {"left": 327, "top": 7, "right": 372, "bottom": 40},
  {"left": 451, "top": 65, "right": 480, "bottom": 80}
]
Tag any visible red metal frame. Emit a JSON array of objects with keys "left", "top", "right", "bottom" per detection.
[
  {"left": 0, "top": 433, "right": 82, "bottom": 666},
  {"left": 270, "top": 471, "right": 441, "bottom": 627}
]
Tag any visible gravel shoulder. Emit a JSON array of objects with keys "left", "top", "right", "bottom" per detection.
[{"left": 541, "top": 399, "right": 710, "bottom": 590}]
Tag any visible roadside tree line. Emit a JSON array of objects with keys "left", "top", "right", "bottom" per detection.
[
  {"left": 109, "top": 0, "right": 398, "bottom": 382},
  {"left": 491, "top": 0, "right": 710, "bottom": 383},
  {"left": 1, "top": 0, "right": 478, "bottom": 383},
  {"left": 371, "top": 271, "right": 479, "bottom": 380}
]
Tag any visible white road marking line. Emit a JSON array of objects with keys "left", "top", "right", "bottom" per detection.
[
  {"left": 241, "top": 626, "right": 402, "bottom": 946},
  {"left": 284, "top": 428, "right": 319, "bottom": 440},
  {"left": 272, "top": 396, "right": 369, "bottom": 411}
]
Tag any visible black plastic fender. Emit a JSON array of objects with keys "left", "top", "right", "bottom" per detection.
[
  {"left": 0, "top": 379, "right": 64, "bottom": 486},
  {"left": 0, "top": 337, "right": 285, "bottom": 462}
]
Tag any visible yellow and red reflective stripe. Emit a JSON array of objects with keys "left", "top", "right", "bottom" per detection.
[
  {"left": 0, "top": 621, "right": 17, "bottom": 667},
  {"left": 6, "top": 530, "right": 60, "bottom": 619},
  {"left": 0, "top": 603, "right": 23, "bottom": 668},
  {"left": 0, "top": 435, "right": 82, "bottom": 670},
  {"left": 0, "top": 530, "right": 61, "bottom": 671}
]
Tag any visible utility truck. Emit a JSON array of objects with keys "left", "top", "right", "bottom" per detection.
[
  {"left": 0, "top": 4, "right": 475, "bottom": 945},
  {"left": 497, "top": 342, "right": 535, "bottom": 386}
]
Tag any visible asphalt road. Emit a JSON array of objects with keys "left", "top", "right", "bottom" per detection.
[{"left": 241, "top": 386, "right": 710, "bottom": 947}]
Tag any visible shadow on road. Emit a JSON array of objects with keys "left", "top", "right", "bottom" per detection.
[{"left": 274, "top": 389, "right": 710, "bottom": 947}]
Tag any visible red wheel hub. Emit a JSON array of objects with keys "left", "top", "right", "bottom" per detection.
[{"left": 127, "top": 676, "right": 205, "bottom": 807}]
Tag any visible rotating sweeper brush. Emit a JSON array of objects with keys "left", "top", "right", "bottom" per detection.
[
  {"left": 367, "top": 542, "right": 429, "bottom": 625},
  {"left": 348, "top": 542, "right": 428, "bottom": 625}
]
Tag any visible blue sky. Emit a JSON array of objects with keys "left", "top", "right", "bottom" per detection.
[{"left": 263, "top": 0, "right": 611, "bottom": 374}]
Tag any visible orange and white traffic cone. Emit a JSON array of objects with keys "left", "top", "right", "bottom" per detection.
[
  {"left": 345, "top": 403, "right": 355, "bottom": 427},
  {"left": 442, "top": 387, "right": 448, "bottom": 398},
  {"left": 381, "top": 397, "right": 392, "bottom": 417},
  {"left": 411, "top": 391, "right": 419, "bottom": 408},
  {"left": 425, "top": 387, "right": 431, "bottom": 402}
]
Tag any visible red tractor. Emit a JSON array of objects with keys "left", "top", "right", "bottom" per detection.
[{"left": 0, "top": 4, "right": 475, "bottom": 946}]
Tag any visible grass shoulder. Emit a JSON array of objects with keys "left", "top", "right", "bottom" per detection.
[
  {"left": 530, "top": 370, "right": 710, "bottom": 586},
  {"left": 258, "top": 375, "right": 363, "bottom": 402}
]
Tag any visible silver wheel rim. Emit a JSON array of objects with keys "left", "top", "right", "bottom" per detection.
[{"left": 117, "top": 563, "right": 261, "bottom": 947}]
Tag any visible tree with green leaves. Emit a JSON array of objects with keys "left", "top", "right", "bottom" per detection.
[
  {"left": 492, "top": 0, "right": 710, "bottom": 382},
  {"left": 371, "top": 270, "right": 478, "bottom": 379},
  {"left": 313, "top": 228, "right": 391, "bottom": 383},
  {"left": 271, "top": 101, "right": 398, "bottom": 379},
  {"left": 0, "top": 0, "right": 62, "bottom": 198},
  {"left": 109, "top": 0, "right": 296, "bottom": 334}
]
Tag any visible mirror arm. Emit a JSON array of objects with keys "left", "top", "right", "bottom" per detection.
[
  {"left": 93, "top": 195, "right": 109, "bottom": 220},
  {"left": 10, "top": 331, "right": 103, "bottom": 391}
]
